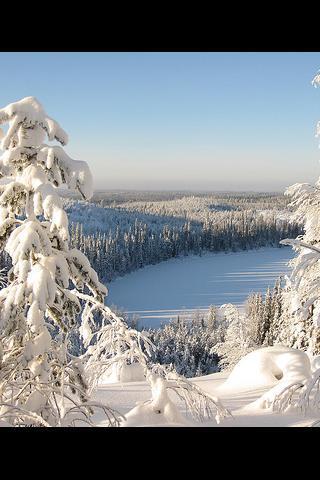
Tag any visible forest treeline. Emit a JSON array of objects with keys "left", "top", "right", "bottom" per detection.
[
  {"left": 61, "top": 192, "right": 301, "bottom": 282},
  {"left": 153, "top": 279, "right": 284, "bottom": 377},
  {"left": 121, "top": 278, "right": 285, "bottom": 378}
]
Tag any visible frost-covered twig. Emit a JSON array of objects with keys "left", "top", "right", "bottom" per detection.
[
  {"left": 75, "top": 293, "right": 155, "bottom": 394},
  {"left": 0, "top": 403, "right": 52, "bottom": 427},
  {"left": 271, "top": 367, "right": 320, "bottom": 419}
]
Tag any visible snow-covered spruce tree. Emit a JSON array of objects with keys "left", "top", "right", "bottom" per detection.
[
  {"left": 265, "top": 277, "right": 283, "bottom": 345},
  {"left": 274, "top": 73, "right": 320, "bottom": 356},
  {"left": 268, "top": 72, "right": 320, "bottom": 415},
  {"left": 147, "top": 313, "right": 219, "bottom": 378},
  {"left": 212, "top": 304, "right": 257, "bottom": 370},
  {"left": 0, "top": 97, "right": 122, "bottom": 426}
]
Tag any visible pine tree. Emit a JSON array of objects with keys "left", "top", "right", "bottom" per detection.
[
  {"left": 0, "top": 97, "right": 121, "bottom": 426},
  {"left": 207, "top": 305, "right": 216, "bottom": 331},
  {"left": 268, "top": 72, "right": 320, "bottom": 415},
  {"left": 268, "top": 277, "right": 283, "bottom": 344},
  {"left": 260, "top": 287, "right": 273, "bottom": 345}
]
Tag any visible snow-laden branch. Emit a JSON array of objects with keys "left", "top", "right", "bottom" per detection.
[
  {"left": 0, "top": 97, "right": 68, "bottom": 148},
  {"left": 148, "top": 363, "right": 232, "bottom": 424},
  {"left": 280, "top": 238, "right": 320, "bottom": 254}
]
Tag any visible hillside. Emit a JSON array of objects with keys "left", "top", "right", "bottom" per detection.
[{"left": 92, "top": 346, "right": 320, "bottom": 427}]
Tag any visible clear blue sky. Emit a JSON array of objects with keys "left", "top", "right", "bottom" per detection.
[{"left": 1, "top": 52, "right": 320, "bottom": 192}]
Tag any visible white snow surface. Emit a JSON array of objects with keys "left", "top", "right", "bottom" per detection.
[
  {"left": 219, "top": 346, "right": 313, "bottom": 410},
  {"left": 108, "top": 247, "right": 294, "bottom": 327},
  {"left": 92, "top": 346, "right": 319, "bottom": 427},
  {"left": 98, "top": 362, "right": 145, "bottom": 385}
]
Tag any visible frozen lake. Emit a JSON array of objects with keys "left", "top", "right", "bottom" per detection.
[{"left": 107, "top": 247, "right": 295, "bottom": 328}]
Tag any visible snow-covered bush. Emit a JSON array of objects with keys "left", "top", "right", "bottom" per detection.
[{"left": 0, "top": 97, "right": 122, "bottom": 426}]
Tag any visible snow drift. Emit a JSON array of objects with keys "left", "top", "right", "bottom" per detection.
[
  {"left": 221, "top": 345, "right": 311, "bottom": 391},
  {"left": 219, "top": 345, "right": 312, "bottom": 409},
  {"left": 98, "top": 362, "right": 145, "bottom": 384}
]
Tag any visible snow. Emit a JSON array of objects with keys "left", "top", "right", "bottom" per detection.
[
  {"left": 98, "top": 362, "right": 147, "bottom": 385},
  {"left": 108, "top": 247, "right": 294, "bottom": 327},
  {"left": 38, "top": 146, "right": 94, "bottom": 200},
  {"left": 220, "top": 346, "right": 311, "bottom": 396},
  {"left": 92, "top": 346, "right": 319, "bottom": 427},
  {"left": 123, "top": 374, "right": 188, "bottom": 427},
  {"left": 0, "top": 96, "right": 68, "bottom": 149}
]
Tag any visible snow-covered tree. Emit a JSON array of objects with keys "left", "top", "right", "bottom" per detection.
[
  {"left": 0, "top": 97, "right": 121, "bottom": 426},
  {"left": 212, "top": 304, "right": 257, "bottom": 370},
  {"left": 267, "top": 277, "right": 283, "bottom": 345},
  {"left": 62, "top": 192, "right": 300, "bottom": 285},
  {"left": 0, "top": 96, "right": 232, "bottom": 427},
  {"left": 268, "top": 72, "right": 320, "bottom": 417},
  {"left": 148, "top": 313, "right": 219, "bottom": 377}
]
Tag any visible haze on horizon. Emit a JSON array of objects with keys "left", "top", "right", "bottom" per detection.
[{"left": 1, "top": 51, "right": 320, "bottom": 192}]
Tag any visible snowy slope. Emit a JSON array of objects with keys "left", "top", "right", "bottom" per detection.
[
  {"left": 92, "top": 373, "right": 318, "bottom": 427},
  {"left": 92, "top": 347, "right": 320, "bottom": 427}
]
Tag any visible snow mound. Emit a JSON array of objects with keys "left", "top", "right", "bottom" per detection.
[
  {"left": 99, "top": 362, "right": 145, "bottom": 385},
  {"left": 122, "top": 375, "right": 188, "bottom": 427},
  {"left": 122, "top": 401, "right": 188, "bottom": 427},
  {"left": 120, "top": 363, "right": 145, "bottom": 383},
  {"left": 310, "top": 355, "right": 320, "bottom": 372},
  {"left": 220, "top": 345, "right": 311, "bottom": 406}
]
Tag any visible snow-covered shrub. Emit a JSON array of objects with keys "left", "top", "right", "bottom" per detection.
[{"left": 80, "top": 298, "right": 231, "bottom": 424}]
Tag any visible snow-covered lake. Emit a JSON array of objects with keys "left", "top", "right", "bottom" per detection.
[{"left": 107, "top": 247, "right": 294, "bottom": 328}]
